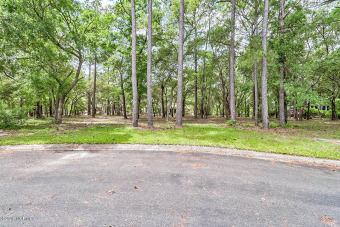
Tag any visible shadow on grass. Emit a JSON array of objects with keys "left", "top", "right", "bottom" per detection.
[{"left": 1, "top": 121, "right": 339, "bottom": 160}]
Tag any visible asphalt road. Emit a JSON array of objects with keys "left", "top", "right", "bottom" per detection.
[{"left": 0, "top": 146, "right": 339, "bottom": 226}]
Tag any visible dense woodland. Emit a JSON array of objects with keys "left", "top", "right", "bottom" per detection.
[{"left": 0, "top": 0, "right": 339, "bottom": 129}]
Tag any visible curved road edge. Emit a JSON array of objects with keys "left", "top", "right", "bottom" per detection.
[{"left": 1, "top": 143, "right": 340, "bottom": 168}]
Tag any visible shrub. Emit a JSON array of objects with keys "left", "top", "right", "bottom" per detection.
[
  {"left": 281, "top": 122, "right": 296, "bottom": 129},
  {"left": 227, "top": 120, "right": 237, "bottom": 126},
  {"left": 241, "top": 122, "right": 253, "bottom": 127},
  {"left": 269, "top": 122, "right": 279, "bottom": 128},
  {"left": 309, "top": 108, "right": 319, "bottom": 114},
  {"left": 304, "top": 108, "right": 319, "bottom": 115},
  {"left": 0, "top": 105, "right": 28, "bottom": 129},
  {"left": 269, "top": 109, "right": 277, "bottom": 117},
  {"left": 319, "top": 110, "right": 327, "bottom": 118},
  {"left": 325, "top": 110, "right": 332, "bottom": 118}
]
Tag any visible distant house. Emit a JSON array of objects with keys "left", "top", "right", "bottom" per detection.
[
  {"left": 288, "top": 105, "right": 330, "bottom": 118},
  {"left": 310, "top": 105, "right": 330, "bottom": 111}
]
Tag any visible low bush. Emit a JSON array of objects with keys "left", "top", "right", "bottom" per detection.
[
  {"left": 269, "top": 109, "right": 277, "bottom": 117},
  {"left": 0, "top": 105, "right": 28, "bottom": 129},
  {"left": 269, "top": 122, "right": 279, "bottom": 128},
  {"left": 227, "top": 120, "right": 237, "bottom": 127}
]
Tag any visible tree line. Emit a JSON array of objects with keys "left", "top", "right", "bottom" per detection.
[{"left": 0, "top": 0, "right": 339, "bottom": 129}]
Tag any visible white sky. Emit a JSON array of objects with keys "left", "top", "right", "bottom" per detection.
[
  {"left": 101, "top": 0, "right": 114, "bottom": 6},
  {"left": 78, "top": 0, "right": 114, "bottom": 7}
]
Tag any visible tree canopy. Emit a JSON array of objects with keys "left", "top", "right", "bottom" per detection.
[{"left": 0, "top": 0, "right": 339, "bottom": 126}]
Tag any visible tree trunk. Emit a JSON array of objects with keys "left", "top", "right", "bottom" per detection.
[
  {"left": 49, "top": 99, "right": 53, "bottom": 117},
  {"left": 165, "top": 88, "right": 168, "bottom": 117},
  {"left": 54, "top": 100, "right": 58, "bottom": 121},
  {"left": 205, "top": 95, "right": 209, "bottom": 119},
  {"left": 261, "top": 0, "right": 270, "bottom": 130},
  {"left": 194, "top": 13, "right": 198, "bottom": 119},
  {"left": 201, "top": 42, "right": 208, "bottom": 119},
  {"left": 167, "top": 86, "right": 174, "bottom": 122},
  {"left": 176, "top": 0, "right": 184, "bottom": 126},
  {"left": 88, "top": 61, "right": 91, "bottom": 116},
  {"left": 299, "top": 108, "right": 303, "bottom": 121},
  {"left": 92, "top": 54, "right": 97, "bottom": 118},
  {"left": 70, "top": 101, "right": 74, "bottom": 116},
  {"left": 244, "top": 97, "right": 247, "bottom": 117},
  {"left": 52, "top": 56, "right": 83, "bottom": 124},
  {"left": 35, "top": 102, "right": 41, "bottom": 119},
  {"left": 279, "top": 0, "right": 286, "bottom": 125},
  {"left": 200, "top": 84, "right": 204, "bottom": 118},
  {"left": 107, "top": 99, "right": 110, "bottom": 115},
  {"left": 252, "top": 0, "right": 259, "bottom": 126},
  {"left": 307, "top": 102, "right": 310, "bottom": 120},
  {"left": 40, "top": 103, "right": 42, "bottom": 117},
  {"left": 331, "top": 96, "right": 337, "bottom": 120},
  {"left": 194, "top": 52, "right": 198, "bottom": 119},
  {"left": 182, "top": 95, "right": 185, "bottom": 117},
  {"left": 284, "top": 96, "right": 288, "bottom": 122},
  {"left": 294, "top": 102, "right": 298, "bottom": 120},
  {"left": 252, "top": 86, "right": 255, "bottom": 117},
  {"left": 45, "top": 105, "right": 49, "bottom": 117},
  {"left": 131, "top": 0, "right": 138, "bottom": 127},
  {"left": 153, "top": 103, "right": 156, "bottom": 117},
  {"left": 54, "top": 97, "right": 64, "bottom": 124},
  {"left": 147, "top": 0, "right": 153, "bottom": 127},
  {"left": 87, "top": 94, "right": 91, "bottom": 116},
  {"left": 39, "top": 102, "right": 42, "bottom": 118},
  {"left": 219, "top": 69, "right": 228, "bottom": 120},
  {"left": 247, "top": 104, "right": 250, "bottom": 117},
  {"left": 161, "top": 84, "right": 165, "bottom": 118},
  {"left": 254, "top": 61, "right": 259, "bottom": 126},
  {"left": 229, "top": 0, "right": 236, "bottom": 122},
  {"left": 120, "top": 73, "right": 127, "bottom": 119},
  {"left": 138, "top": 95, "right": 141, "bottom": 119}
]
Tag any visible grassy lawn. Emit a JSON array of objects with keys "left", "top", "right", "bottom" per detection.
[{"left": 0, "top": 116, "right": 339, "bottom": 160}]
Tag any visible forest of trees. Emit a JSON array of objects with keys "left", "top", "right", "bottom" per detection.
[{"left": 0, "top": 0, "right": 339, "bottom": 129}]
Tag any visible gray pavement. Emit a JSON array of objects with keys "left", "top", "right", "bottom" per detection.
[{"left": 0, "top": 144, "right": 339, "bottom": 226}]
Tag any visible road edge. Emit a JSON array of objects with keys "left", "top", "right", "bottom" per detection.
[{"left": 1, "top": 143, "right": 340, "bottom": 167}]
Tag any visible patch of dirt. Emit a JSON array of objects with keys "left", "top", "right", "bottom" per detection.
[
  {"left": 318, "top": 217, "right": 337, "bottom": 226},
  {"left": 175, "top": 149, "right": 206, "bottom": 154},
  {"left": 230, "top": 125, "right": 298, "bottom": 134},
  {"left": 286, "top": 160, "right": 340, "bottom": 171},
  {"left": 329, "top": 139, "right": 340, "bottom": 146},
  {"left": 135, "top": 125, "right": 188, "bottom": 131},
  {"left": 134, "top": 126, "right": 167, "bottom": 131},
  {"left": 313, "top": 138, "right": 340, "bottom": 146},
  {"left": 0, "top": 131, "right": 18, "bottom": 137},
  {"left": 106, "top": 189, "right": 116, "bottom": 198},
  {"left": 324, "top": 121, "right": 340, "bottom": 125},
  {"left": 173, "top": 214, "right": 189, "bottom": 227},
  {"left": 53, "top": 123, "right": 126, "bottom": 131},
  {"left": 45, "top": 193, "right": 57, "bottom": 201},
  {"left": 193, "top": 164, "right": 203, "bottom": 168},
  {"left": 232, "top": 154, "right": 254, "bottom": 158}
]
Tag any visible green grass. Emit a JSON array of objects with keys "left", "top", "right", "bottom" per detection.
[{"left": 1, "top": 117, "right": 339, "bottom": 160}]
